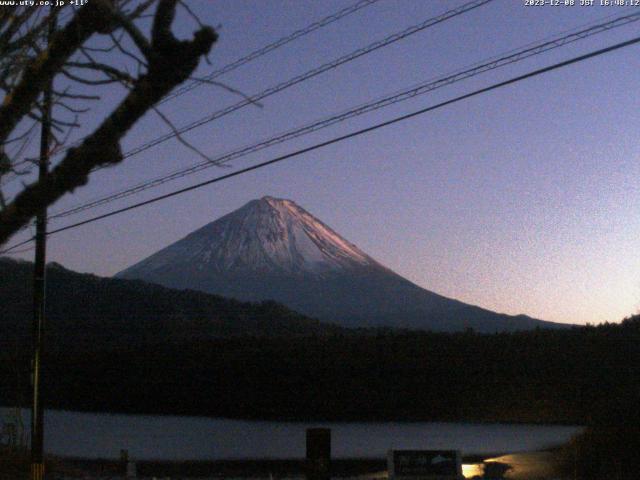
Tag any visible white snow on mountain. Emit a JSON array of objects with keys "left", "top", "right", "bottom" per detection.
[
  {"left": 120, "top": 196, "right": 378, "bottom": 278},
  {"left": 116, "top": 196, "right": 560, "bottom": 332}
]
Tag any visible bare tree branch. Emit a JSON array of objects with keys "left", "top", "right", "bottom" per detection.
[
  {"left": 0, "top": 1, "right": 217, "bottom": 245},
  {"left": 66, "top": 60, "right": 135, "bottom": 85},
  {"left": 189, "top": 75, "right": 264, "bottom": 108},
  {"left": 108, "top": 30, "right": 148, "bottom": 67},
  {"left": 152, "top": 105, "right": 222, "bottom": 165},
  {"left": 111, "top": 9, "right": 153, "bottom": 59},
  {"left": 0, "top": 0, "right": 119, "bottom": 145}
]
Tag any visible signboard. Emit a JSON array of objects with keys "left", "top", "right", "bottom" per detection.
[{"left": 388, "top": 450, "right": 462, "bottom": 480}]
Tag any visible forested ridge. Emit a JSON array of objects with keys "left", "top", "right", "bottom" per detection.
[
  {"left": 1, "top": 257, "right": 638, "bottom": 425},
  {"left": 3, "top": 319, "right": 639, "bottom": 424},
  {"left": 0, "top": 258, "right": 343, "bottom": 350}
]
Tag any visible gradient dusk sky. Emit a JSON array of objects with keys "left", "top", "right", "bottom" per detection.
[{"left": 4, "top": 0, "right": 640, "bottom": 326}]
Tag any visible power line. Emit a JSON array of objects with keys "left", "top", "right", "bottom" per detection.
[
  {"left": 159, "top": 0, "right": 381, "bottom": 105},
  {"left": 50, "top": 10, "right": 640, "bottom": 220},
  {"left": 1, "top": 245, "right": 34, "bottom": 255},
  {"left": 48, "top": 0, "right": 494, "bottom": 215},
  {"left": 0, "top": 240, "right": 35, "bottom": 255},
  {"left": 51, "top": 0, "right": 382, "bottom": 156},
  {"left": 2, "top": 33, "right": 638, "bottom": 255},
  {"left": 4, "top": 0, "right": 489, "bottom": 217},
  {"left": 115, "top": 0, "right": 494, "bottom": 161}
]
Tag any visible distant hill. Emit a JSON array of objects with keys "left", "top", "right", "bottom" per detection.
[
  {"left": 117, "top": 196, "right": 569, "bottom": 332},
  {"left": 0, "top": 257, "right": 343, "bottom": 351},
  {"left": 2, "top": 260, "right": 638, "bottom": 425}
]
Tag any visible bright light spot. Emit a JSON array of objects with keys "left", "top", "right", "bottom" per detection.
[{"left": 462, "top": 463, "right": 484, "bottom": 478}]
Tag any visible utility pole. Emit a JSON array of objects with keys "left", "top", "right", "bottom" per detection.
[{"left": 31, "top": 8, "right": 55, "bottom": 480}]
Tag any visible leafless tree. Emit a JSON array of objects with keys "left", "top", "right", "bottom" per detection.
[{"left": 0, "top": 0, "right": 217, "bottom": 246}]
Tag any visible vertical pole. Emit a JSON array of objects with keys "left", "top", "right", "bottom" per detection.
[
  {"left": 120, "top": 449, "right": 129, "bottom": 476},
  {"left": 306, "top": 428, "right": 331, "bottom": 480},
  {"left": 31, "top": 8, "right": 55, "bottom": 480}
]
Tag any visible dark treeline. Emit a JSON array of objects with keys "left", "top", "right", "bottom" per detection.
[
  {"left": 0, "top": 258, "right": 345, "bottom": 352},
  {"left": 2, "top": 257, "right": 639, "bottom": 426},
  {"left": 2, "top": 316, "right": 639, "bottom": 425}
]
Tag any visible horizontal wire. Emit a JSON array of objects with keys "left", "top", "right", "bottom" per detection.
[
  {"left": 0, "top": 32, "right": 633, "bottom": 254},
  {"left": 118, "top": 0, "right": 493, "bottom": 161},
  {"left": 50, "top": 9, "right": 640, "bottom": 220},
  {"left": 50, "top": 0, "right": 381, "bottom": 156},
  {"left": 159, "top": 0, "right": 382, "bottom": 105}
]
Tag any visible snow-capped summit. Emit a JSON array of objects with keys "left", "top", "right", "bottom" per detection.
[
  {"left": 119, "top": 196, "right": 376, "bottom": 279},
  {"left": 117, "top": 197, "right": 562, "bottom": 332},
  {"left": 211, "top": 195, "right": 375, "bottom": 273}
]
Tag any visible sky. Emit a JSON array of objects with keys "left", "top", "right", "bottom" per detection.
[{"left": 4, "top": 0, "right": 640, "bottom": 326}]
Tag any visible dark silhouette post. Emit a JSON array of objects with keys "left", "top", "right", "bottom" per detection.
[
  {"left": 306, "top": 428, "right": 331, "bottom": 480},
  {"left": 31, "top": 10, "right": 55, "bottom": 480},
  {"left": 120, "top": 450, "right": 129, "bottom": 475}
]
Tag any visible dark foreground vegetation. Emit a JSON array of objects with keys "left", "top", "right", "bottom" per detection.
[
  {"left": 0, "top": 258, "right": 344, "bottom": 351},
  {"left": 554, "top": 425, "right": 640, "bottom": 480},
  {"left": 0, "top": 446, "right": 87, "bottom": 480},
  {"left": 2, "top": 316, "right": 639, "bottom": 425},
  {"left": 3, "top": 258, "right": 640, "bottom": 478},
  {"left": 0, "top": 448, "right": 388, "bottom": 480}
]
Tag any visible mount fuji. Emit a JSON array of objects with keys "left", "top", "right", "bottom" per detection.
[{"left": 116, "top": 196, "right": 563, "bottom": 332}]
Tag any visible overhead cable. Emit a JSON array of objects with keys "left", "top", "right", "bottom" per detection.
[
  {"left": 159, "top": 0, "right": 382, "bottom": 105},
  {"left": 51, "top": 10, "right": 640, "bottom": 220},
  {"left": 2, "top": 32, "right": 637, "bottom": 256},
  {"left": 118, "top": 0, "right": 495, "bottom": 160}
]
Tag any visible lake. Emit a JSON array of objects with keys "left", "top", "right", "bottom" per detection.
[{"left": 1, "top": 408, "right": 581, "bottom": 461}]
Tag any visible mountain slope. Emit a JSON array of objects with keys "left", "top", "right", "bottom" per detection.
[
  {"left": 117, "top": 196, "right": 566, "bottom": 332},
  {"left": 119, "top": 196, "right": 378, "bottom": 277},
  {"left": 0, "top": 257, "right": 343, "bottom": 351}
]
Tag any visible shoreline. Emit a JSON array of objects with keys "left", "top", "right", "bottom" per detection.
[
  {"left": 4, "top": 447, "right": 560, "bottom": 479},
  {"left": 45, "top": 452, "right": 560, "bottom": 479},
  {"left": 49, "top": 457, "right": 390, "bottom": 478},
  {"left": 0, "top": 404, "right": 584, "bottom": 427}
]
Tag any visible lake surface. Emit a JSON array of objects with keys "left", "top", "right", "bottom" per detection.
[{"left": 1, "top": 408, "right": 581, "bottom": 460}]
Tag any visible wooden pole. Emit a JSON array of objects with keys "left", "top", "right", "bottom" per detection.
[
  {"left": 306, "top": 428, "right": 331, "bottom": 480},
  {"left": 31, "top": 8, "right": 55, "bottom": 480}
]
